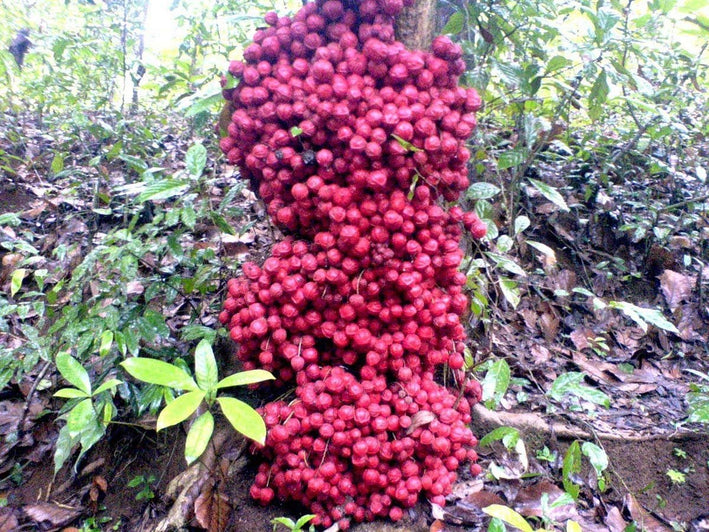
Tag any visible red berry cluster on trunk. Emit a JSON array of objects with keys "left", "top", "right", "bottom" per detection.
[{"left": 218, "top": 0, "right": 486, "bottom": 527}]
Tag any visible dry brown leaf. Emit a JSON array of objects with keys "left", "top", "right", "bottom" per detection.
[
  {"left": 530, "top": 344, "right": 551, "bottom": 364},
  {"left": 539, "top": 312, "right": 559, "bottom": 342},
  {"left": 659, "top": 270, "right": 694, "bottom": 312},
  {"left": 194, "top": 480, "right": 230, "bottom": 532},
  {"left": 605, "top": 506, "right": 628, "bottom": 532},
  {"left": 570, "top": 328, "right": 593, "bottom": 351},
  {"left": 407, "top": 410, "right": 435, "bottom": 434},
  {"left": 126, "top": 280, "right": 144, "bottom": 296},
  {"left": 465, "top": 490, "right": 506, "bottom": 508},
  {"left": 0, "top": 508, "right": 19, "bottom": 532},
  {"left": 624, "top": 494, "right": 671, "bottom": 532},
  {"left": 429, "top": 520, "right": 446, "bottom": 532},
  {"left": 513, "top": 480, "right": 577, "bottom": 521},
  {"left": 23, "top": 502, "right": 82, "bottom": 528}
]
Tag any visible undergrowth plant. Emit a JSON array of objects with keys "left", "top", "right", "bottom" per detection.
[{"left": 121, "top": 339, "right": 273, "bottom": 464}]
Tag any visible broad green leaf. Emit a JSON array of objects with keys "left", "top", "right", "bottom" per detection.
[
  {"left": 181, "top": 206, "right": 197, "bottom": 229},
  {"left": 608, "top": 301, "right": 679, "bottom": 334},
  {"left": 186, "top": 144, "right": 207, "bottom": 178},
  {"left": 185, "top": 93, "right": 223, "bottom": 117},
  {"left": 92, "top": 378, "right": 123, "bottom": 396},
  {"left": 76, "top": 417, "right": 106, "bottom": 470},
  {"left": 156, "top": 390, "right": 205, "bottom": 431},
  {"left": 546, "top": 55, "right": 572, "bottom": 73},
  {"left": 194, "top": 339, "right": 218, "bottom": 392},
  {"left": 498, "top": 150, "right": 526, "bottom": 170},
  {"left": 482, "top": 505, "right": 534, "bottom": 532},
  {"left": 294, "top": 514, "right": 317, "bottom": 529},
  {"left": 56, "top": 351, "right": 92, "bottom": 395},
  {"left": 567, "top": 521, "right": 583, "bottom": 532},
  {"left": 54, "top": 425, "right": 78, "bottom": 474},
  {"left": 271, "top": 517, "right": 296, "bottom": 529},
  {"left": 121, "top": 358, "right": 199, "bottom": 391},
  {"left": 185, "top": 410, "right": 214, "bottom": 465},
  {"left": 210, "top": 212, "right": 236, "bottom": 235},
  {"left": 485, "top": 252, "right": 526, "bottom": 276},
  {"left": 54, "top": 387, "right": 90, "bottom": 399},
  {"left": 496, "top": 235, "right": 513, "bottom": 253},
  {"left": 136, "top": 180, "right": 190, "bottom": 203},
  {"left": 479, "top": 426, "right": 520, "bottom": 448},
  {"left": 51, "top": 153, "right": 64, "bottom": 175},
  {"left": 562, "top": 440, "right": 582, "bottom": 498},
  {"left": 527, "top": 178, "right": 569, "bottom": 211},
  {"left": 527, "top": 241, "right": 557, "bottom": 263},
  {"left": 582, "top": 442, "right": 609, "bottom": 477},
  {"left": 499, "top": 278, "right": 521, "bottom": 309},
  {"left": 548, "top": 372, "right": 611, "bottom": 408},
  {"left": 217, "top": 369, "right": 275, "bottom": 389},
  {"left": 514, "top": 215, "right": 530, "bottom": 235},
  {"left": 442, "top": 11, "right": 465, "bottom": 34},
  {"left": 217, "top": 397, "right": 267, "bottom": 444},
  {"left": 488, "top": 517, "right": 506, "bottom": 532},
  {"left": 10, "top": 268, "right": 26, "bottom": 297},
  {"left": 482, "top": 359, "right": 510, "bottom": 408},
  {"left": 66, "top": 399, "right": 95, "bottom": 437},
  {"left": 99, "top": 330, "right": 113, "bottom": 357},
  {"left": 466, "top": 182, "right": 501, "bottom": 200}
]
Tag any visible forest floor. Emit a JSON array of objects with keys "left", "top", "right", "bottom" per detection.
[{"left": 0, "top": 113, "right": 708, "bottom": 532}]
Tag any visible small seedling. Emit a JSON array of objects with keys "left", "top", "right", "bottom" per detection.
[
  {"left": 271, "top": 514, "right": 316, "bottom": 532},
  {"left": 536, "top": 446, "right": 556, "bottom": 462},
  {"left": 127, "top": 474, "right": 156, "bottom": 501},
  {"left": 121, "top": 339, "right": 274, "bottom": 465}
]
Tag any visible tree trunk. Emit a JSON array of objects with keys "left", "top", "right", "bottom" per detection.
[{"left": 395, "top": 0, "right": 437, "bottom": 50}]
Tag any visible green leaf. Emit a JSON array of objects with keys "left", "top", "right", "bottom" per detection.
[
  {"left": 499, "top": 278, "right": 521, "bottom": 309},
  {"left": 217, "top": 397, "right": 267, "bottom": 444},
  {"left": 194, "top": 339, "right": 218, "bottom": 393},
  {"left": 562, "top": 441, "right": 582, "bottom": 499},
  {"left": 514, "top": 215, "right": 530, "bottom": 235},
  {"left": 185, "top": 93, "right": 223, "bottom": 117},
  {"left": 54, "top": 425, "right": 78, "bottom": 474},
  {"left": 548, "top": 372, "right": 611, "bottom": 408},
  {"left": 10, "top": 268, "right": 26, "bottom": 297},
  {"left": 217, "top": 369, "right": 275, "bottom": 389},
  {"left": 485, "top": 252, "right": 526, "bottom": 276},
  {"left": 487, "top": 517, "right": 506, "bottom": 532},
  {"left": 442, "top": 11, "right": 465, "bottom": 35},
  {"left": 210, "top": 212, "right": 236, "bottom": 235},
  {"left": 121, "top": 358, "right": 199, "bottom": 391},
  {"left": 498, "top": 150, "right": 526, "bottom": 170},
  {"left": 185, "top": 410, "right": 214, "bottom": 465},
  {"left": 482, "top": 505, "right": 534, "bottom": 532},
  {"left": 271, "top": 517, "right": 296, "bottom": 529},
  {"left": 482, "top": 359, "right": 510, "bottom": 408},
  {"left": 181, "top": 206, "right": 197, "bottom": 229},
  {"left": 466, "top": 182, "right": 500, "bottom": 200},
  {"left": 392, "top": 134, "right": 422, "bottom": 152},
  {"left": 527, "top": 178, "right": 569, "bottom": 211},
  {"left": 582, "top": 442, "right": 609, "bottom": 477},
  {"left": 546, "top": 55, "right": 572, "bottom": 73},
  {"left": 527, "top": 240, "right": 557, "bottom": 262},
  {"left": 51, "top": 153, "right": 64, "bottom": 175},
  {"left": 589, "top": 69, "right": 609, "bottom": 120},
  {"left": 156, "top": 390, "right": 205, "bottom": 431},
  {"left": 136, "top": 180, "right": 190, "bottom": 203},
  {"left": 294, "top": 514, "right": 316, "bottom": 529},
  {"left": 479, "top": 426, "right": 520, "bottom": 449},
  {"left": 290, "top": 126, "right": 303, "bottom": 137},
  {"left": 608, "top": 301, "right": 679, "bottom": 334},
  {"left": 54, "top": 387, "right": 90, "bottom": 399},
  {"left": 98, "top": 330, "right": 113, "bottom": 357},
  {"left": 186, "top": 144, "right": 207, "bottom": 178},
  {"left": 56, "top": 351, "right": 92, "bottom": 395},
  {"left": 92, "top": 378, "right": 123, "bottom": 396},
  {"left": 66, "top": 399, "right": 95, "bottom": 438}
]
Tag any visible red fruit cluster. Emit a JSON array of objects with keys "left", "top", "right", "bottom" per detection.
[
  {"left": 251, "top": 367, "right": 481, "bottom": 530},
  {"left": 218, "top": 0, "right": 487, "bottom": 527}
]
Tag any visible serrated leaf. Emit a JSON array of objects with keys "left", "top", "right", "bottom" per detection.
[
  {"left": 589, "top": 69, "right": 609, "bottom": 120},
  {"left": 121, "top": 358, "right": 199, "bottom": 391},
  {"left": 482, "top": 359, "right": 510, "bottom": 408},
  {"left": 482, "top": 505, "right": 534, "bottom": 532},
  {"left": 442, "top": 11, "right": 465, "bottom": 34},
  {"left": 194, "top": 339, "right": 218, "bottom": 393},
  {"left": 10, "top": 268, "right": 26, "bottom": 297},
  {"left": 156, "top": 390, "right": 205, "bottom": 431},
  {"left": 210, "top": 212, "right": 236, "bottom": 235},
  {"left": 217, "top": 369, "right": 275, "bottom": 389},
  {"left": 528, "top": 178, "right": 569, "bottom": 211},
  {"left": 186, "top": 144, "right": 207, "bottom": 178},
  {"left": 181, "top": 206, "right": 197, "bottom": 229},
  {"left": 217, "top": 397, "right": 267, "bottom": 444},
  {"left": 136, "top": 180, "right": 190, "bottom": 203},
  {"left": 466, "top": 182, "right": 500, "bottom": 200},
  {"left": 185, "top": 411, "right": 214, "bottom": 465},
  {"left": 608, "top": 301, "right": 679, "bottom": 333},
  {"left": 56, "top": 351, "right": 92, "bottom": 395}
]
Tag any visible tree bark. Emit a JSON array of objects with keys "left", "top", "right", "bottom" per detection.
[{"left": 395, "top": 0, "right": 437, "bottom": 51}]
